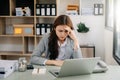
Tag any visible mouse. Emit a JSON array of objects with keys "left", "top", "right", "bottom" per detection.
[
  {"left": 93, "top": 60, "right": 108, "bottom": 73},
  {"left": 97, "top": 60, "right": 108, "bottom": 68}
]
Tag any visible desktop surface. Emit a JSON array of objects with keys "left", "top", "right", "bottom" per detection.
[{"left": 1, "top": 65, "right": 120, "bottom": 80}]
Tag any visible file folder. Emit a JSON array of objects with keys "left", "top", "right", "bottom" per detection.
[
  {"left": 40, "top": 4, "right": 46, "bottom": 16},
  {"left": 51, "top": 4, "right": 56, "bottom": 16},
  {"left": 46, "top": 23, "right": 52, "bottom": 33},
  {"left": 46, "top": 4, "right": 51, "bottom": 16},
  {"left": 40, "top": 23, "right": 46, "bottom": 35},
  {"left": 98, "top": 4, "right": 103, "bottom": 15},
  {"left": 36, "top": 4, "right": 40, "bottom": 16},
  {"left": 94, "top": 4, "right": 99, "bottom": 15},
  {"left": 36, "top": 23, "right": 40, "bottom": 35}
]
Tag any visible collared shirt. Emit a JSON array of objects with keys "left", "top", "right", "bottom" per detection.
[
  {"left": 43, "top": 38, "right": 67, "bottom": 65},
  {"left": 56, "top": 38, "right": 67, "bottom": 60}
]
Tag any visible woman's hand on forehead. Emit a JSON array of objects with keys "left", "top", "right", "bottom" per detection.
[{"left": 64, "top": 27, "right": 71, "bottom": 33}]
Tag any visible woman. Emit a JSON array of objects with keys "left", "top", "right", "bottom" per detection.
[{"left": 30, "top": 15, "right": 82, "bottom": 66}]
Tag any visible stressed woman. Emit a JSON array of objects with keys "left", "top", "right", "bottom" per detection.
[{"left": 30, "top": 15, "right": 82, "bottom": 66}]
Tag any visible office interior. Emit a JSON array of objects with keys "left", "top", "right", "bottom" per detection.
[
  {"left": 0, "top": 0, "right": 120, "bottom": 77},
  {"left": 0, "top": 0, "right": 120, "bottom": 79}
]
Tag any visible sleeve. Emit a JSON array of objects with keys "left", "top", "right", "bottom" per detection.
[
  {"left": 71, "top": 39, "right": 83, "bottom": 58},
  {"left": 30, "top": 35, "right": 48, "bottom": 65},
  {"left": 73, "top": 47, "right": 83, "bottom": 58}
]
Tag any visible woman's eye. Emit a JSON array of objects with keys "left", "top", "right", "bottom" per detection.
[
  {"left": 58, "top": 30, "right": 63, "bottom": 32},
  {"left": 65, "top": 30, "right": 68, "bottom": 33}
]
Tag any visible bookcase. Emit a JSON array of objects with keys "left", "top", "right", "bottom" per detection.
[
  {"left": 0, "top": 0, "right": 104, "bottom": 61},
  {"left": 0, "top": 0, "right": 57, "bottom": 61}
]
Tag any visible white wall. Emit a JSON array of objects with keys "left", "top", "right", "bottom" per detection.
[
  {"left": 70, "top": 15, "right": 105, "bottom": 60},
  {"left": 104, "top": 29, "right": 118, "bottom": 65}
]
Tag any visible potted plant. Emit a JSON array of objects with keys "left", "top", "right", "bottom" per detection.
[{"left": 77, "top": 22, "right": 89, "bottom": 33}]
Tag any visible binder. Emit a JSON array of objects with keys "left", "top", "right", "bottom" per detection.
[
  {"left": 36, "top": 23, "right": 40, "bottom": 35},
  {"left": 40, "top": 4, "right": 46, "bottom": 16},
  {"left": 51, "top": 4, "right": 56, "bottom": 16},
  {"left": 46, "top": 24, "right": 51, "bottom": 33},
  {"left": 94, "top": 4, "right": 99, "bottom": 15},
  {"left": 46, "top": 4, "right": 51, "bottom": 16},
  {"left": 98, "top": 4, "right": 103, "bottom": 15},
  {"left": 40, "top": 23, "right": 46, "bottom": 35},
  {"left": 36, "top": 4, "right": 40, "bottom": 16}
]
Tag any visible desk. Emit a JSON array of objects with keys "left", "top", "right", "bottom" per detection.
[{"left": 1, "top": 65, "right": 120, "bottom": 80}]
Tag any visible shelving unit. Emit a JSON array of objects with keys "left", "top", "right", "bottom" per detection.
[
  {"left": 0, "top": 0, "right": 57, "bottom": 61},
  {"left": 0, "top": 0, "right": 104, "bottom": 61}
]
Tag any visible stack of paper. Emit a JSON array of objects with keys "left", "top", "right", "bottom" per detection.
[{"left": 0, "top": 60, "right": 18, "bottom": 78}]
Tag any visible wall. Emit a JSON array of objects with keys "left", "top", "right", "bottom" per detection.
[
  {"left": 70, "top": 15, "right": 105, "bottom": 60},
  {"left": 104, "top": 29, "right": 118, "bottom": 65}
]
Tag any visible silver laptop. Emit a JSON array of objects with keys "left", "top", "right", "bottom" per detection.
[{"left": 49, "top": 57, "right": 100, "bottom": 77}]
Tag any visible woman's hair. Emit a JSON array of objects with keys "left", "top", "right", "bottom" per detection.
[{"left": 48, "top": 15, "right": 74, "bottom": 60}]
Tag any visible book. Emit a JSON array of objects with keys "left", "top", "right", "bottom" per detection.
[
  {"left": 98, "top": 4, "right": 103, "bottom": 15},
  {"left": 36, "top": 4, "right": 40, "bottom": 16},
  {"left": 46, "top": 4, "right": 51, "bottom": 16},
  {"left": 51, "top": 4, "right": 56, "bottom": 16},
  {"left": 40, "top": 23, "right": 46, "bottom": 35},
  {"left": 40, "top": 4, "right": 46, "bottom": 16},
  {"left": 94, "top": 4, "right": 99, "bottom": 15},
  {"left": 36, "top": 23, "right": 40, "bottom": 35}
]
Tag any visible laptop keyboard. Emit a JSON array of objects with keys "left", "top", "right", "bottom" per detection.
[{"left": 55, "top": 72, "right": 59, "bottom": 75}]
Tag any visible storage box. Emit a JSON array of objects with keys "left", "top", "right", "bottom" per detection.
[{"left": 13, "top": 24, "right": 33, "bottom": 35}]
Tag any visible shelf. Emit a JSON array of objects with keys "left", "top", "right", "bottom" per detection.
[
  {"left": 0, "top": 35, "right": 35, "bottom": 37},
  {"left": 0, "top": 54, "right": 31, "bottom": 56},
  {"left": 0, "top": 51, "right": 32, "bottom": 56},
  {"left": 0, "top": 16, "right": 35, "bottom": 18},
  {"left": 35, "top": 16, "right": 57, "bottom": 18}
]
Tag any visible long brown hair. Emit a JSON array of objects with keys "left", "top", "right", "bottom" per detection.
[{"left": 48, "top": 15, "right": 74, "bottom": 60}]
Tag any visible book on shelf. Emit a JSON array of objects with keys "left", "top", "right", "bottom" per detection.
[
  {"left": 67, "top": 4, "right": 79, "bottom": 11},
  {"left": 66, "top": 4, "right": 79, "bottom": 15},
  {"left": 46, "top": 4, "right": 51, "bottom": 16},
  {"left": 36, "top": 23, "right": 40, "bottom": 35},
  {"left": 36, "top": 4, "right": 40, "bottom": 16},
  {"left": 36, "top": 4, "right": 56, "bottom": 16},
  {"left": 36, "top": 23, "right": 52, "bottom": 35},
  {"left": 51, "top": 4, "right": 56, "bottom": 16},
  {"left": 66, "top": 10, "right": 78, "bottom": 15},
  {"left": 40, "top": 4, "right": 46, "bottom": 16}
]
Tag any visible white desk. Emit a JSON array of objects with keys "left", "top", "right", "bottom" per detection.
[{"left": 1, "top": 65, "right": 120, "bottom": 80}]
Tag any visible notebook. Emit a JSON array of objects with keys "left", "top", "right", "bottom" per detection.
[{"left": 49, "top": 57, "right": 100, "bottom": 77}]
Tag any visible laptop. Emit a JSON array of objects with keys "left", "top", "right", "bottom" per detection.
[{"left": 49, "top": 57, "right": 100, "bottom": 77}]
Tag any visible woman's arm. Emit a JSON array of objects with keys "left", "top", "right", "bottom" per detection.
[
  {"left": 65, "top": 27, "right": 79, "bottom": 50},
  {"left": 45, "top": 60, "right": 64, "bottom": 66},
  {"left": 30, "top": 35, "right": 48, "bottom": 65}
]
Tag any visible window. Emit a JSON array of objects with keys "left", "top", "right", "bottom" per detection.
[
  {"left": 113, "top": 0, "right": 120, "bottom": 65},
  {"left": 105, "top": 0, "right": 114, "bottom": 30}
]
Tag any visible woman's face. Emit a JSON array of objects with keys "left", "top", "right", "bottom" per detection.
[{"left": 55, "top": 25, "right": 70, "bottom": 41}]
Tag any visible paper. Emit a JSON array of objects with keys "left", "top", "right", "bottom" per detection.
[
  {"left": 32, "top": 68, "right": 46, "bottom": 75},
  {"left": 0, "top": 60, "right": 18, "bottom": 78}
]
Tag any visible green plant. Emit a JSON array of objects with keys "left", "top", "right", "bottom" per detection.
[{"left": 77, "top": 22, "right": 89, "bottom": 33}]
